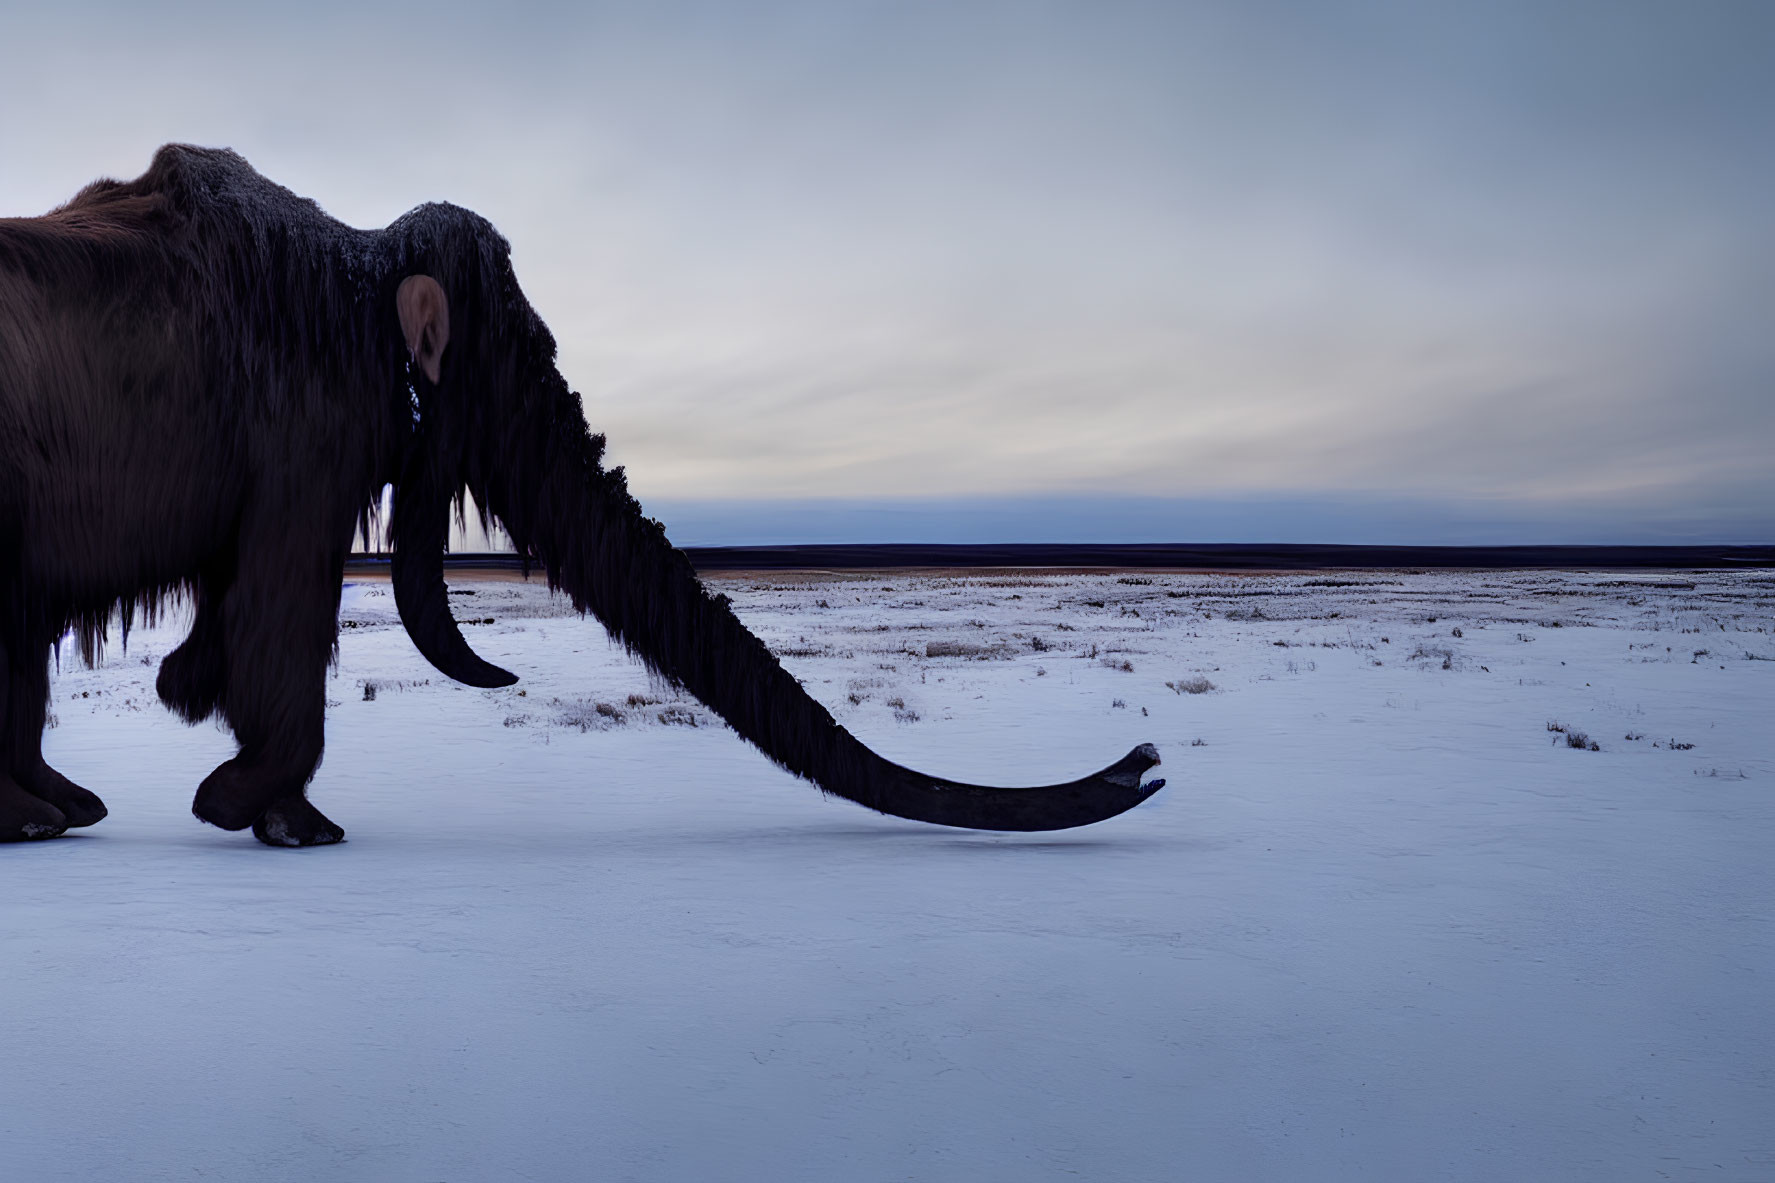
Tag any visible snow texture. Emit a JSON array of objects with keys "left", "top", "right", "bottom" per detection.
[{"left": 4, "top": 569, "right": 1772, "bottom": 1181}]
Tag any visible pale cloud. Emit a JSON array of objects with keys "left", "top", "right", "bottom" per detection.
[{"left": 3, "top": 0, "right": 1769, "bottom": 541}]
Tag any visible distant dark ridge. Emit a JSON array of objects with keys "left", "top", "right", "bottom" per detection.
[
  {"left": 347, "top": 543, "right": 1775, "bottom": 574},
  {"left": 673, "top": 543, "right": 1775, "bottom": 570}
]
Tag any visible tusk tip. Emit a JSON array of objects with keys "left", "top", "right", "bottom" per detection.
[{"left": 464, "top": 664, "right": 519, "bottom": 689}]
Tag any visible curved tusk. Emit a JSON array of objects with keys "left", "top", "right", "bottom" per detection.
[{"left": 390, "top": 477, "right": 518, "bottom": 690}]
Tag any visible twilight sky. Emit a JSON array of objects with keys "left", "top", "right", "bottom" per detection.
[{"left": 3, "top": 1, "right": 1770, "bottom": 543}]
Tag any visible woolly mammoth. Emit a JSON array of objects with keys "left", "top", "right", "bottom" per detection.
[{"left": 0, "top": 145, "right": 1164, "bottom": 846}]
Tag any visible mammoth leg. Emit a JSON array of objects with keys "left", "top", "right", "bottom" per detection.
[
  {"left": 189, "top": 537, "right": 344, "bottom": 845},
  {"left": 0, "top": 603, "right": 108, "bottom": 834},
  {"left": 157, "top": 569, "right": 230, "bottom": 723},
  {"left": 6, "top": 633, "right": 108, "bottom": 829},
  {"left": 0, "top": 633, "right": 66, "bottom": 841}
]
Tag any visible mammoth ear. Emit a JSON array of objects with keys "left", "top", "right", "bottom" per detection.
[{"left": 396, "top": 275, "right": 450, "bottom": 384}]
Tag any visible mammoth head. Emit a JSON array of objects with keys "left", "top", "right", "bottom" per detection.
[
  {"left": 375, "top": 240, "right": 1164, "bottom": 836},
  {"left": 388, "top": 270, "right": 518, "bottom": 689}
]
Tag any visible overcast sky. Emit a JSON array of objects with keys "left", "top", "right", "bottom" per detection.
[{"left": 3, "top": 1, "right": 1770, "bottom": 543}]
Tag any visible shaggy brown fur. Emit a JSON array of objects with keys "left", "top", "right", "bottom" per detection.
[{"left": 0, "top": 146, "right": 1161, "bottom": 846}]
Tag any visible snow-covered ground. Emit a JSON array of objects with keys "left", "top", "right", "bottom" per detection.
[{"left": 4, "top": 568, "right": 1772, "bottom": 1182}]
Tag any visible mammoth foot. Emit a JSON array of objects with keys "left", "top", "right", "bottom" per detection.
[
  {"left": 192, "top": 758, "right": 297, "bottom": 831},
  {"left": 0, "top": 778, "right": 68, "bottom": 842},
  {"left": 19, "top": 763, "right": 108, "bottom": 828},
  {"left": 252, "top": 795, "right": 345, "bottom": 848}
]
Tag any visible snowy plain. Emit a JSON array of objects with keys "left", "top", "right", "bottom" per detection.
[{"left": 3, "top": 567, "right": 1772, "bottom": 1182}]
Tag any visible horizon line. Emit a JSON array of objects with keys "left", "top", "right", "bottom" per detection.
[{"left": 347, "top": 542, "right": 1775, "bottom": 572}]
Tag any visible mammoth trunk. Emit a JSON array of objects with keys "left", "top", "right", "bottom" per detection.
[{"left": 482, "top": 417, "right": 1165, "bottom": 833}]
